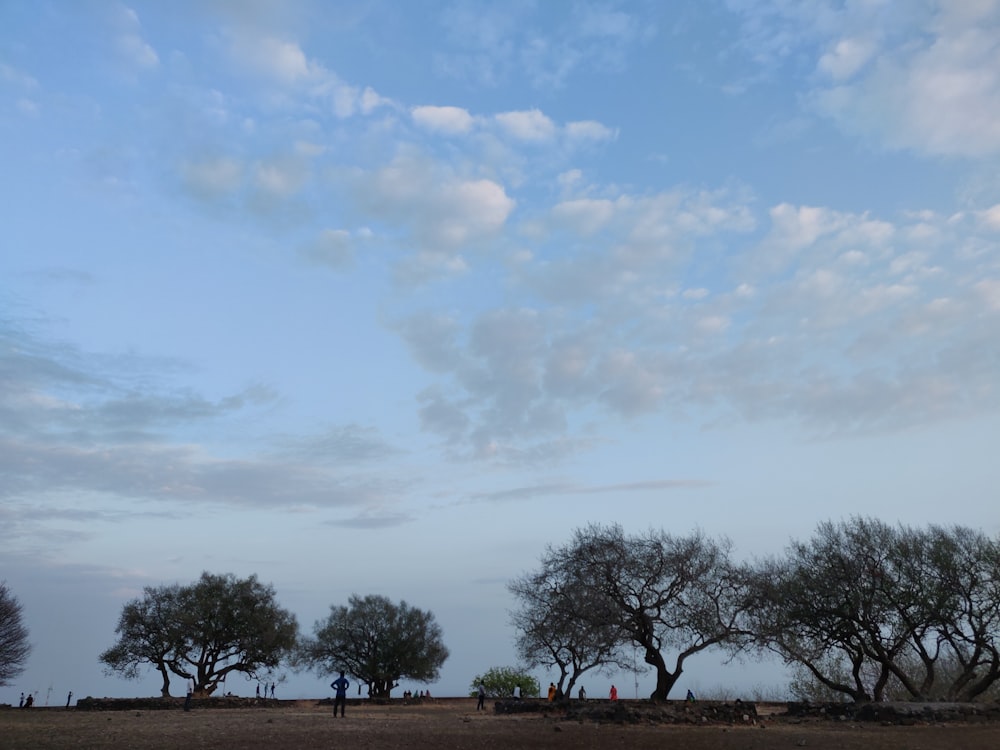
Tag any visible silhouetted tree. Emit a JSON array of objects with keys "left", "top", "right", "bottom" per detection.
[
  {"left": 100, "top": 572, "right": 298, "bottom": 696},
  {"left": 100, "top": 583, "right": 184, "bottom": 696},
  {"left": 299, "top": 594, "right": 448, "bottom": 699},
  {"left": 748, "top": 518, "right": 1000, "bottom": 702},
  {"left": 509, "top": 550, "right": 630, "bottom": 697},
  {"left": 528, "top": 524, "right": 753, "bottom": 701},
  {"left": 0, "top": 582, "right": 30, "bottom": 686}
]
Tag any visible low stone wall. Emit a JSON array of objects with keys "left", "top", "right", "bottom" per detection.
[
  {"left": 494, "top": 698, "right": 759, "bottom": 725},
  {"left": 75, "top": 696, "right": 280, "bottom": 711},
  {"left": 784, "top": 700, "right": 1000, "bottom": 724}
]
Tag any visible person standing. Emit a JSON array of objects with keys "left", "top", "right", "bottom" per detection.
[
  {"left": 66, "top": 691, "right": 73, "bottom": 708},
  {"left": 476, "top": 682, "right": 486, "bottom": 711},
  {"left": 19, "top": 692, "right": 24, "bottom": 708},
  {"left": 609, "top": 684, "right": 618, "bottom": 701},
  {"left": 330, "top": 671, "right": 350, "bottom": 717},
  {"left": 547, "top": 682, "right": 557, "bottom": 701},
  {"left": 184, "top": 677, "right": 194, "bottom": 712}
]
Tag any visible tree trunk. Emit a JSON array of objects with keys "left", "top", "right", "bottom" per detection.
[
  {"left": 158, "top": 663, "right": 171, "bottom": 698},
  {"left": 646, "top": 648, "right": 678, "bottom": 701}
]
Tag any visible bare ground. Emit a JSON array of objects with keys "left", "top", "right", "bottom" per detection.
[{"left": 3, "top": 699, "right": 1000, "bottom": 749}]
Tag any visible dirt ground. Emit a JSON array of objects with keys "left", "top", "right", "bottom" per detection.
[{"left": 3, "top": 699, "right": 1000, "bottom": 750}]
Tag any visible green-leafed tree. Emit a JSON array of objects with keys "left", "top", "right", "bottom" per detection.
[
  {"left": 100, "top": 572, "right": 298, "bottom": 696},
  {"left": 299, "top": 594, "right": 448, "bottom": 699},
  {"left": 0, "top": 582, "right": 31, "bottom": 687},
  {"left": 469, "top": 666, "right": 540, "bottom": 698}
]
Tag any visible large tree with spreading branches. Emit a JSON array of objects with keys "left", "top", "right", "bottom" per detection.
[
  {"left": 100, "top": 572, "right": 298, "bottom": 696},
  {"left": 298, "top": 594, "right": 448, "bottom": 699}
]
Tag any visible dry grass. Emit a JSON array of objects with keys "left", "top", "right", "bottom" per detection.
[{"left": 2, "top": 699, "right": 999, "bottom": 749}]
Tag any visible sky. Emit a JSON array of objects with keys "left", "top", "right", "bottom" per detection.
[{"left": 2, "top": 0, "right": 999, "bottom": 705}]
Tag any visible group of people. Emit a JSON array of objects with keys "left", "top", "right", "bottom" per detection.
[
  {"left": 18, "top": 692, "right": 34, "bottom": 708},
  {"left": 401, "top": 689, "right": 431, "bottom": 700},
  {"left": 255, "top": 682, "right": 277, "bottom": 699},
  {"left": 321, "top": 673, "right": 693, "bottom": 718}
]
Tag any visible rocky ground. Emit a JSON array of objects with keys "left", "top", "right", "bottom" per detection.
[{"left": 2, "top": 697, "right": 999, "bottom": 749}]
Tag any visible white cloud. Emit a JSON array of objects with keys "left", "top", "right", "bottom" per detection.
[
  {"left": 817, "top": 36, "right": 877, "bottom": 80},
  {"left": 412, "top": 105, "right": 475, "bottom": 134},
  {"left": 730, "top": 1, "right": 1000, "bottom": 156},
  {"left": 118, "top": 32, "right": 159, "bottom": 69},
  {"left": 254, "top": 157, "right": 308, "bottom": 198},
  {"left": 978, "top": 204, "right": 1000, "bottom": 230},
  {"left": 114, "top": 6, "right": 159, "bottom": 70},
  {"left": 0, "top": 63, "right": 38, "bottom": 88},
  {"left": 551, "top": 198, "right": 616, "bottom": 235},
  {"left": 495, "top": 109, "right": 557, "bottom": 141},
  {"left": 238, "top": 36, "right": 312, "bottom": 83},
  {"left": 975, "top": 278, "right": 1000, "bottom": 310},
  {"left": 565, "top": 120, "right": 617, "bottom": 142},
  {"left": 226, "top": 32, "right": 391, "bottom": 119},
  {"left": 354, "top": 155, "right": 515, "bottom": 260},
  {"left": 831, "top": 6, "right": 1000, "bottom": 157}
]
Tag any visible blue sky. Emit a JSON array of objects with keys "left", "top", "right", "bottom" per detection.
[{"left": 2, "top": 0, "right": 999, "bottom": 703}]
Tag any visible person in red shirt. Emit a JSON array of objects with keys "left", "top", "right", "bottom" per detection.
[{"left": 609, "top": 685, "right": 618, "bottom": 701}]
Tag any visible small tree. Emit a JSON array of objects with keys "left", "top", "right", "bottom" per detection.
[
  {"left": 469, "top": 666, "right": 540, "bottom": 698},
  {"left": 299, "top": 594, "right": 448, "bottom": 699},
  {"left": 0, "top": 582, "right": 30, "bottom": 686}
]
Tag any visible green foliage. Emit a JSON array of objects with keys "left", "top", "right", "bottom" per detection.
[
  {"left": 100, "top": 572, "right": 298, "bottom": 697},
  {"left": 468, "top": 666, "right": 540, "bottom": 698},
  {"left": 299, "top": 594, "right": 448, "bottom": 699},
  {"left": 0, "top": 582, "right": 30, "bottom": 687}
]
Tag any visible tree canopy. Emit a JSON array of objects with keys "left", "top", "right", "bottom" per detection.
[
  {"left": 0, "top": 582, "right": 30, "bottom": 686},
  {"left": 469, "top": 665, "right": 540, "bottom": 698},
  {"left": 100, "top": 572, "right": 298, "bottom": 696},
  {"left": 748, "top": 518, "right": 1000, "bottom": 702},
  {"left": 511, "top": 524, "right": 753, "bottom": 701},
  {"left": 298, "top": 594, "right": 448, "bottom": 699},
  {"left": 508, "top": 546, "right": 629, "bottom": 696}
]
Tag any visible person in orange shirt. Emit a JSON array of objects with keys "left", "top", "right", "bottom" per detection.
[{"left": 547, "top": 682, "right": 557, "bottom": 701}]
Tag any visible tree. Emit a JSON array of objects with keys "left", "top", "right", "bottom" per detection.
[
  {"left": 508, "top": 549, "right": 630, "bottom": 697},
  {"left": 539, "top": 524, "right": 753, "bottom": 701},
  {"left": 100, "top": 572, "right": 298, "bottom": 696},
  {"left": 748, "top": 518, "right": 1000, "bottom": 702},
  {"left": 299, "top": 594, "right": 448, "bottom": 699},
  {"left": 0, "top": 582, "right": 30, "bottom": 686},
  {"left": 100, "top": 583, "right": 184, "bottom": 697},
  {"left": 468, "top": 665, "right": 540, "bottom": 698}
]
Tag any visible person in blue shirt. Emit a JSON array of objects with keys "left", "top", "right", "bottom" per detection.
[{"left": 330, "top": 671, "right": 350, "bottom": 717}]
